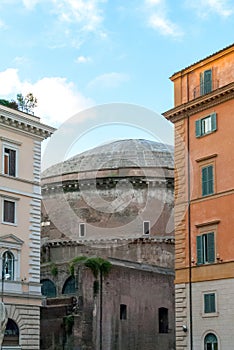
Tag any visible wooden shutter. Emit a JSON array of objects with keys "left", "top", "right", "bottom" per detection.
[
  {"left": 196, "top": 235, "right": 203, "bottom": 264},
  {"left": 202, "top": 167, "right": 208, "bottom": 196},
  {"left": 211, "top": 113, "right": 217, "bottom": 132},
  {"left": 204, "top": 69, "right": 212, "bottom": 94},
  {"left": 9, "top": 149, "right": 16, "bottom": 176},
  {"left": 200, "top": 72, "right": 204, "bottom": 95},
  {"left": 204, "top": 293, "right": 215, "bottom": 313},
  {"left": 207, "top": 232, "right": 215, "bottom": 263},
  {"left": 195, "top": 119, "right": 202, "bottom": 137},
  {"left": 207, "top": 165, "right": 214, "bottom": 195}
]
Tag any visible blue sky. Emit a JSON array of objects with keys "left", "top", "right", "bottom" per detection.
[{"left": 0, "top": 0, "right": 234, "bottom": 156}]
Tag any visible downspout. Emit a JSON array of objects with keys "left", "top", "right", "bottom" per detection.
[{"left": 187, "top": 113, "right": 193, "bottom": 350}]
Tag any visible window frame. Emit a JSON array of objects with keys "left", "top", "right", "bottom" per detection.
[
  {"left": 196, "top": 232, "right": 215, "bottom": 265},
  {"left": 2, "top": 198, "right": 17, "bottom": 225},
  {"left": 2, "top": 142, "right": 18, "bottom": 177},
  {"left": 195, "top": 113, "right": 217, "bottom": 138},
  {"left": 143, "top": 221, "right": 150, "bottom": 236},
  {"left": 203, "top": 292, "right": 217, "bottom": 316},
  {"left": 79, "top": 223, "right": 86, "bottom": 237},
  {"left": 2, "top": 250, "right": 15, "bottom": 281}
]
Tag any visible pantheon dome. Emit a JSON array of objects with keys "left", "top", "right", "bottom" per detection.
[{"left": 41, "top": 139, "right": 174, "bottom": 242}]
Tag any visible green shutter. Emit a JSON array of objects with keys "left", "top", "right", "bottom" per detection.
[
  {"left": 204, "top": 69, "right": 212, "bottom": 94},
  {"left": 195, "top": 119, "right": 202, "bottom": 137},
  {"left": 211, "top": 113, "right": 217, "bottom": 132},
  {"left": 207, "top": 165, "right": 214, "bottom": 195},
  {"left": 204, "top": 293, "right": 215, "bottom": 313},
  {"left": 196, "top": 235, "right": 203, "bottom": 265},
  {"left": 202, "top": 167, "right": 208, "bottom": 196},
  {"left": 207, "top": 232, "right": 215, "bottom": 263},
  {"left": 200, "top": 72, "right": 204, "bottom": 95}
]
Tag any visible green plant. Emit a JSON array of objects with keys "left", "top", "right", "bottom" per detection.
[
  {"left": 64, "top": 315, "right": 74, "bottom": 334},
  {"left": 50, "top": 263, "right": 58, "bottom": 277}
]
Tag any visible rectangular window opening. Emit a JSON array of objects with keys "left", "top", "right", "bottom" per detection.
[
  {"left": 202, "top": 165, "right": 214, "bottom": 196},
  {"left": 204, "top": 293, "right": 216, "bottom": 314},
  {"left": 3, "top": 200, "right": 16, "bottom": 224},
  {"left": 143, "top": 221, "right": 150, "bottom": 235},
  {"left": 120, "top": 304, "right": 127, "bottom": 320},
  {"left": 159, "top": 307, "right": 168, "bottom": 333},
  {"left": 197, "top": 232, "right": 215, "bottom": 265},
  {"left": 4, "top": 147, "right": 16, "bottom": 177},
  {"left": 79, "top": 223, "right": 86, "bottom": 237}
]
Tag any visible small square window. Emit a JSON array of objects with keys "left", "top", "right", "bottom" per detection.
[
  {"left": 143, "top": 221, "right": 150, "bottom": 235},
  {"left": 3, "top": 200, "right": 16, "bottom": 224},
  {"left": 204, "top": 293, "right": 216, "bottom": 314},
  {"left": 120, "top": 304, "right": 127, "bottom": 320}
]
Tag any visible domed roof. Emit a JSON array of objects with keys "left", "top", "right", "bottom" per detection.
[{"left": 42, "top": 139, "right": 174, "bottom": 178}]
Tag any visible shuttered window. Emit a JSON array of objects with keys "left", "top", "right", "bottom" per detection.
[
  {"left": 200, "top": 69, "right": 212, "bottom": 95},
  {"left": 196, "top": 232, "right": 215, "bottom": 265},
  {"left": 195, "top": 113, "right": 217, "bottom": 137},
  {"left": 204, "top": 293, "right": 216, "bottom": 313},
  {"left": 202, "top": 165, "right": 214, "bottom": 196}
]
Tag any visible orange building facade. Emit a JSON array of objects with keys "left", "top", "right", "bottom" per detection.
[{"left": 163, "top": 44, "right": 234, "bottom": 349}]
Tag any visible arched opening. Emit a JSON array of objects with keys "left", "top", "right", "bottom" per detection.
[
  {"left": 204, "top": 333, "right": 218, "bottom": 350},
  {"left": 3, "top": 318, "right": 19, "bottom": 346},
  {"left": 62, "top": 276, "right": 76, "bottom": 295},
  {"left": 2, "top": 251, "right": 14, "bottom": 280},
  {"left": 41, "top": 279, "right": 56, "bottom": 298}
]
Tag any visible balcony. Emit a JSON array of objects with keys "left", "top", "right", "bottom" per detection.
[{"left": 193, "top": 80, "right": 219, "bottom": 99}]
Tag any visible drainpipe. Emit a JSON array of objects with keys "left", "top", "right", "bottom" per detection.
[{"left": 187, "top": 113, "right": 193, "bottom": 350}]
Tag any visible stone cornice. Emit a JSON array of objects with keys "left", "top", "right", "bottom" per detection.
[
  {"left": 0, "top": 105, "right": 56, "bottom": 140},
  {"left": 163, "top": 82, "right": 234, "bottom": 123}
]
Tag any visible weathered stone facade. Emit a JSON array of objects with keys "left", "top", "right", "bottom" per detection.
[{"left": 40, "top": 139, "right": 175, "bottom": 350}]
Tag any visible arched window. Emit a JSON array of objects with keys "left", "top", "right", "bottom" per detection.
[
  {"left": 41, "top": 279, "right": 56, "bottom": 297},
  {"left": 3, "top": 318, "right": 19, "bottom": 346},
  {"left": 2, "top": 251, "right": 14, "bottom": 280},
  {"left": 62, "top": 276, "right": 76, "bottom": 295},
  {"left": 204, "top": 333, "right": 218, "bottom": 350},
  {"left": 159, "top": 307, "right": 168, "bottom": 333}
]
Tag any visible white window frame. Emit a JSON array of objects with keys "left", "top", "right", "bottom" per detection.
[
  {"left": 79, "top": 223, "right": 86, "bottom": 237},
  {"left": 2, "top": 142, "right": 19, "bottom": 177},
  {"left": 143, "top": 221, "right": 150, "bottom": 235}
]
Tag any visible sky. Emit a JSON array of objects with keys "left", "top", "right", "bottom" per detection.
[{"left": 0, "top": 0, "right": 234, "bottom": 159}]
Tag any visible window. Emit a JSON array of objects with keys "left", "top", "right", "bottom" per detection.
[
  {"left": 41, "top": 279, "right": 57, "bottom": 298},
  {"left": 197, "top": 232, "right": 215, "bottom": 265},
  {"left": 196, "top": 113, "right": 217, "bottom": 137},
  {"left": 3, "top": 199, "right": 16, "bottom": 224},
  {"left": 200, "top": 69, "right": 212, "bottom": 95},
  {"left": 204, "top": 333, "right": 218, "bottom": 350},
  {"left": 3, "top": 319, "right": 19, "bottom": 346},
  {"left": 204, "top": 293, "right": 216, "bottom": 314},
  {"left": 202, "top": 165, "right": 214, "bottom": 196},
  {"left": 159, "top": 307, "right": 168, "bottom": 333},
  {"left": 143, "top": 221, "right": 150, "bottom": 235},
  {"left": 2, "top": 251, "right": 14, "bottom": 280},
  {"left": 120, "top": 304, "right": 127, "bottom": 320},
  {"left": 62, "top": 276, "right": 76, "bottom": 295},
  {"left": 3, "top": 147, "right": 16, "bottom": 176},
  {"left": 79, "top": 223, "right": 85, "bottom": 237}
]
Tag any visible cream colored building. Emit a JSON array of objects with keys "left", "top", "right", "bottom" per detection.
[{"left": 0, "top": 104, "right": 55, "bottom": 349}]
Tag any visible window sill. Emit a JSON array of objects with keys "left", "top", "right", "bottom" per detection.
[
  {"left": 2, "top": 221, "right": 17, "bottom": 227},
  {"left": 202, "top": 312, "right": 219, "bottom": 318}
]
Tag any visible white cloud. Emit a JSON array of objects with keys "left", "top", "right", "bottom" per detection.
[
  {"left": 148, "top": 14, "right": 183, "bottom": 37},
  {"left": 143, "top": 0, "right": 184, "bottom": 37},
  {"left": 0, "top": 19, "right": 7, "bottom": 29},
  {"left": 75, "top": 55, "right": 92, "bottom": 63},
  {"left": 187, "top": 0, "right": 233, "bottom": 18},
  {"left": 0, "top": 68, "right": 93, "bottom": 126},
  {"left": 87, "top": 72, "right": 130, "bottom": 89},
  {"left": 22, "top": 0, "right": 40, "bottom": 10}
]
